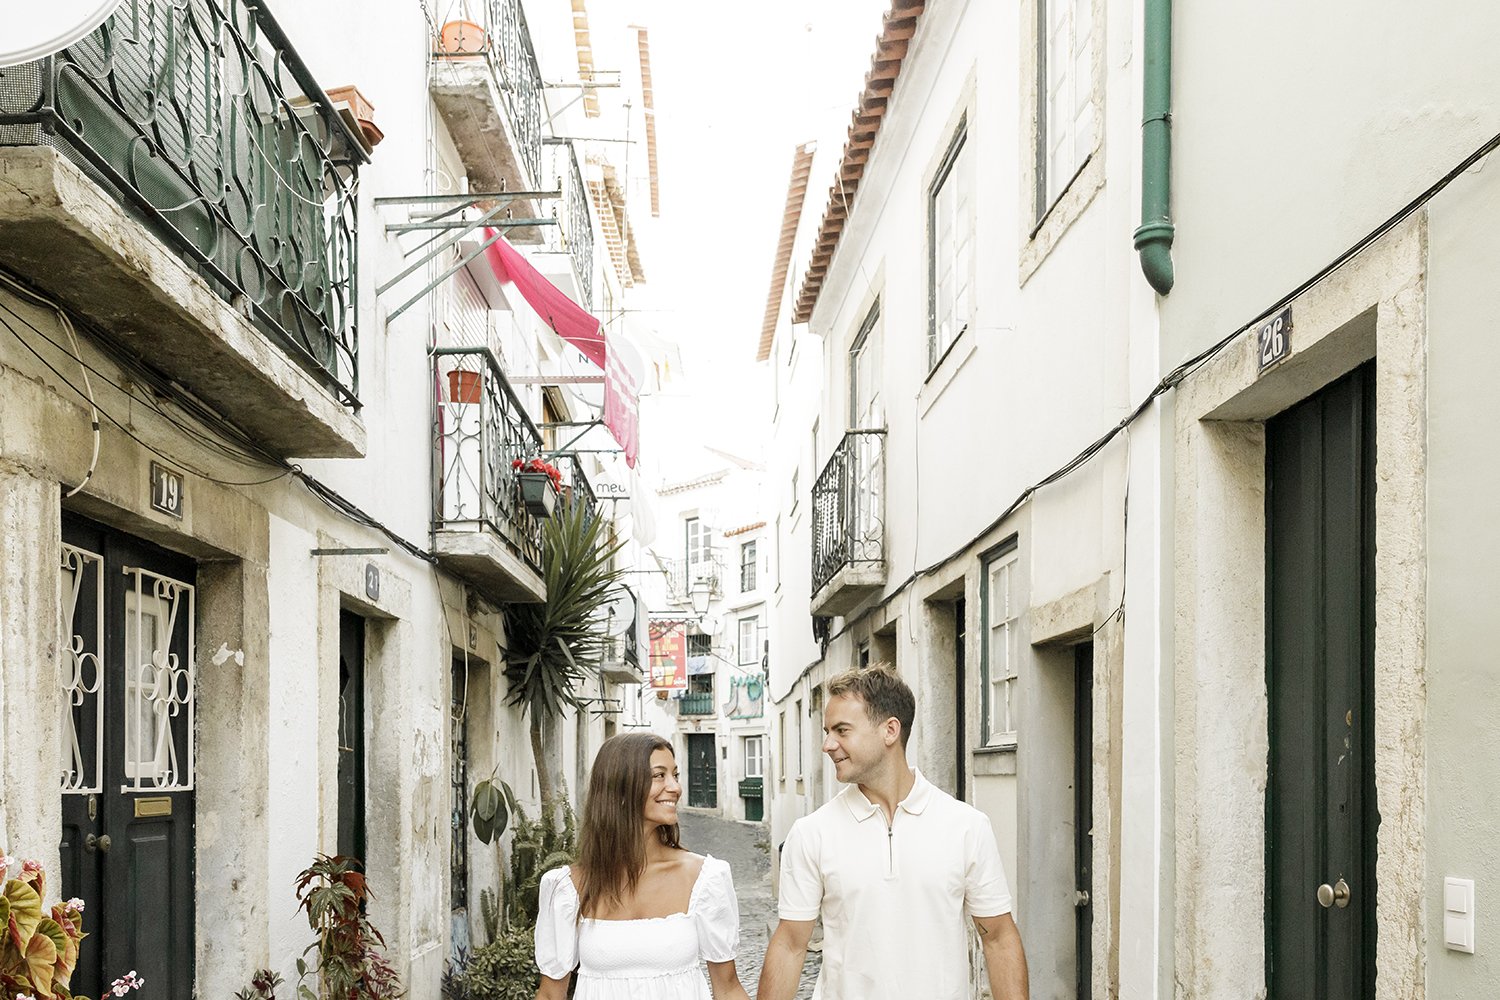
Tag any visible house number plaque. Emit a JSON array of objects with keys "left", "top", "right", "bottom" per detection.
[
  {"left": 150, "top": 462, "right": 185, "bottom": 518},
  {"left": 1256, "top": 306, "right": 1293, "bottom": 372}
]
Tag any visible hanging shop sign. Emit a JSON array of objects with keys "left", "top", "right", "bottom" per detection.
[
  {"left": 1, "top": 3, "right": 127, "bottom": 68},
  {"left": 648, "top": 621, "right": 687, "bottom": 691}
]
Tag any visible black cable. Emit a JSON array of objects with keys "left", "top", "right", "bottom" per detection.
[{"left": 817, "top": 122, "right": 1500, "bottom": 652}]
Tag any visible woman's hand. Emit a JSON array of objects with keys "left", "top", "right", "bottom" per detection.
[{"left": 706, "top": 959, "right": 752, "bottom": 1000}]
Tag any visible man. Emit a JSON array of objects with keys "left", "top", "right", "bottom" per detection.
[{"left": 757, "top": 665, "right": 1028, "bottom": 1000}]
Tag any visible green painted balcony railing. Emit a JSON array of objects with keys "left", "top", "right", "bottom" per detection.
[
  {"left": 0, "top": 0, "right": 367, "bottom": 405},
  {"left": 678, "top": 692, "right": 715, "bottom": 717}
]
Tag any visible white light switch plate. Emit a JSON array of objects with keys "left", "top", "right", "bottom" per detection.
[{"left": 1445, "top": 877, "right": 1475, "bottom": 954}]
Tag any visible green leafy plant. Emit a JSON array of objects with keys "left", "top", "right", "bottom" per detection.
[
  {"left": 236, "top": 969, "right": 286, "bottom": 999},
  {"left": 469, "top": 777, "right": 514, "bottom": 846},
  {"left": 292, "top": 855, "right": 404, "bottom": 1000},
  {"left": 503, "top": 503, "right": 626, "bottom": 825},
  {"left": 449, "top": 929, "right": 538, "bottom": 1000}
]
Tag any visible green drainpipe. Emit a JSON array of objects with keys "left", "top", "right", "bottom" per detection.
[{"left": 1134, "top": 0, "right": 1175, "bottom": 294}]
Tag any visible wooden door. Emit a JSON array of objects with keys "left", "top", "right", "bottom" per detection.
[
  {"left": 60, "top": 514, "right": 196, "bottom": 999},
  {"left": 686, "top": 733, "right": 717, "bottom": 809},
  {"left": 1266, "top": 364, "right": 1378, "bottom": 998}
]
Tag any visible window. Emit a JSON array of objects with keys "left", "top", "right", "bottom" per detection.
[
  {"left": 790, "top": 467, "right": 800, "bottom": 515},
  {"left": 779, "top": 709, "right": 788, "bottom": 781},
  {"left": 929, "top": 123, "right": 974, "bottom": 368},
  {"left": 811, "top": 418, "right": 820, "bottom": 476},
  {"left": 1038, "top": 0, "right": 1096, "bottom": 217},
  {"left": 795, "top": 700, "right": 805, "bottom": 779},
  {"left": 688, "top": 633, "right": 712, "bottom": 660},
  {"left": 773, "top": 516, "right": 782, "bottom": 592},
  {"left": 685, "top": 517, "right": 709, "bottom": 566},
  {"left": 738, "top": 616, "right": 760, "bottom": 665},
  {"left": 848, "top": 305, "right": 882, "bottom": 430},
  {"left": 857, "top": 641, "right": 870, "bottom": 669},
  {"left": 744, "top": 735, "right": 765, "bottom": 778},
  {"left": 740, "top": 541, "right": 758, "bottom": 592},
  {"left": 982, "top": 544, "right": 1022, "bottom": 746}
]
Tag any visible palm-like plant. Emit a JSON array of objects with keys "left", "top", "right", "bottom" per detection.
[{"left": 503, "top": 501, "right": 625, "bottom": 822}]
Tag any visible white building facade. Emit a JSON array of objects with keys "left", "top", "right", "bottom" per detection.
[
  {"left": 0, "top": 1, "right": 657, "bottom": 996},
  {"left": 763, "top": 1, "right": 1500, "bottom": 999}
]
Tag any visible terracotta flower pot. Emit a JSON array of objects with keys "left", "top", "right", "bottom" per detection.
[
  {"left": 438, "top": 20, "right": 487, "bottom": 56},
  {"left": 325, "top": 84, "right": 385, "bottom": 149},
  {"left": 447, "top": 368, "right": 482, "bottom": 404}
]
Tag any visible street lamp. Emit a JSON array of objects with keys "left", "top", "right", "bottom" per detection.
[{"left": 690, "top": 577, "right": 712, "bottom": 616}]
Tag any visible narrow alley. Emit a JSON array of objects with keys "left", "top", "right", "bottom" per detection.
[{"left": 677, "top": 811, "right": 820, "bottom": 999}]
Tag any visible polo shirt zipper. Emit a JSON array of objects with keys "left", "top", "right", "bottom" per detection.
[{"left": 885, "top": 814, "right": 895, "bottom": 878}]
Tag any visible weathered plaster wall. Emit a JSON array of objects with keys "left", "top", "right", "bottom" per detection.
[{"left": 1423, "top": 164, "right": 1500, "bottom": 996}]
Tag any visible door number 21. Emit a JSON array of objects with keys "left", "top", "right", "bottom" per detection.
[{"left": 1257, "top": 307, "right": 1293, "bottom": 372}]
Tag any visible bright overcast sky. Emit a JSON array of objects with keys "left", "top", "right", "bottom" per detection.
[{"left": 590, "top": 0, "right": 892, "bottom": 479}]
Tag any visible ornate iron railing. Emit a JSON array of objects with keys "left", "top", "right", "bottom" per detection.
[
  {"left": 458, "top": 0, "right": 544, "bottom": 187},
  {"left": 432, "top": 346, "right": 545, "bottom": 568},
  {"left": 811, "top": 429, "right": 887, "bottom": 595},
  {"left": 543, "top": 139, "right": 595, "bottom": 308},
  {"left": 660, "top": 550, "right": 726, "bottom": 604},
  {"left": 0, "top": 0, "right": 364, "bottom": 405},
  {"left": 556, "top": 452, "right": 598, "bottom": 523},
  {"left": 678, "top": 691, "right": 715, "bottom": 717}
]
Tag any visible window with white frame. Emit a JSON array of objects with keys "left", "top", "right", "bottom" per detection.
[
  {"left": 744, "top": 735, "right": 765, "bottom": 778},
  {"left": 738, "top": 616, "right": 760, "bottom": 665},
  {"left": 848, "top": 305, "right": 882, "bottom": 430},
  {"left": 1039, "top": 0, "right": 1096, "bottom": 216},
  {"left": 929, "top": 123, "right": 974, "bottom": 368},
  {"left": 982, "top": 545, "right": 1022, "bottom": 746}
]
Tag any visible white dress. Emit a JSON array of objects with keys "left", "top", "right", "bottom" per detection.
[{"left": 535, "top": 856, "right": 741, "bottom": 999}]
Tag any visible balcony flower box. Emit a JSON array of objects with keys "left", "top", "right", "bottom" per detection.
[
  {"left": 513, "top": 458, "right": 563, "bottom": 519},
  {"left": 438, "top": 20, "right": 487, "bottom": 56}
]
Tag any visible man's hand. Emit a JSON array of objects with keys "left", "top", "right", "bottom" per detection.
[
  {"left": 973, "top": 912, "right": 1028, "bottom": 1000},
  {"left": 755, "top": 918, "right": 816, "bottom": 1000}
]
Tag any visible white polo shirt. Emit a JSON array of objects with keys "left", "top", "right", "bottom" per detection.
[{"left": 777, "top": 768, "right": 1013, "bottom": 1000}]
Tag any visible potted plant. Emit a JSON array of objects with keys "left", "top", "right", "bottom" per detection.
[{"left": 512, "top": 458, "right": 562, "bottom": 519}]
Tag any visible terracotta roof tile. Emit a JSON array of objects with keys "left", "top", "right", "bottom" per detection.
[{"left": 756, "top": 142, "right": 817, "bottom": 362}]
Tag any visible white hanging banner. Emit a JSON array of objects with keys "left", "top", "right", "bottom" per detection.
[{"left": 1, "top": 2, "right": 126, "bottom": 67}]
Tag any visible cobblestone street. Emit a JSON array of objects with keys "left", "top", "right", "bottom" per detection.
[{"left": 678, "top": 810, "right": 820, "bottom": 999}]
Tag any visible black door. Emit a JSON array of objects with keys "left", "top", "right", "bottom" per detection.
[
  {"left": 1074, "top": 642, "right": 1094, "bottom": 1000},
  {"left": 686, "top": 733, "right": 717, "bottom": 809},
  {"left": 337, "top": 610, "right": 367, "bottom": 863},
  {"left": 59, "top": 515, "right": 196, "bottom": 999},
  {"left": 954, "top": 598, "right": 967, "bottom": 802},
  {"left": 1266, "top": 364, "right": 1377, "bottom": 998}
]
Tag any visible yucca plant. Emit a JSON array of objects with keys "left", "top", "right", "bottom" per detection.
[{"left": 502, "top": 501, "right": 625, "bottom": 825}]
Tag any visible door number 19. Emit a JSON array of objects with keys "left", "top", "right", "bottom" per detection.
[
  {"left": 1257, "top": 307, "right": 1293, "bottom": 372},
  {"left": 150, "top": 462, "right": 184, "bottom": 518}
]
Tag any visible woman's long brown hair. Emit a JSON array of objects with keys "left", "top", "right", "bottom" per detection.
[{"left": 575, "top": 732, "right": 683, "bottom": 918}]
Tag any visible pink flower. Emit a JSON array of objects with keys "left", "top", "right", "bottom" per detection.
[
  {"left": 108, "top": 970, "right": 145, "bottom": 996},
  {"left": 66, "top": 896, "right": 86, "bottom": 912},
  {"left": 21, "top": 858, "right": 41, "bottom": 874}
]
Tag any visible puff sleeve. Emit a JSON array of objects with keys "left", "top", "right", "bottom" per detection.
[
  {"left": 691, "top": 856, "right": 741, "bottom": 963},
  {"left": 534, "top": 866, "right": 580, "bottom": 979}
]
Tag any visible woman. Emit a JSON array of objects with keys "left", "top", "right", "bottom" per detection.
[{"left": 535, "top": 733, "right": 751, "bottom": 1000}]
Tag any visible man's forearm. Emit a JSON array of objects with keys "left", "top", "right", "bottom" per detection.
[
  {"left": 755, "top": 935, "right": 808, "bottom": 1000},
  {"left": 981, "top": 928, "right": 1028, "bottom": 1000}
]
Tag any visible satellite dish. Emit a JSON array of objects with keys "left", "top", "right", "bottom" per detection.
[
  {"left": 699, "top": 614, "right": 722, "bottom": 637},
  {"left": 600, "top": 591, "right": 636, "bottom": 637},
  {"left": 2, "top": 3, "right": 127, "bottom": 68}
]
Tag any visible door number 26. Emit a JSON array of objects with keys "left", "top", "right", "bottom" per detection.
[{"left": 1257, "top": 307, "right": 1293, "bottom": 372}]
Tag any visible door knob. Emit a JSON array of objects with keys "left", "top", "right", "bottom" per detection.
[
  {"left": 84, "top": 833, "right": 112, "bottom": 854},
  {"left": 1074, "top": 890, "right": 1091, "bottom": 908},
  {"left": 1316, "top": 878, "right": 1350, "bottom": 909}
]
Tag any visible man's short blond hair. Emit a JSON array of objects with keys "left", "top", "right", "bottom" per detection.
[{"left": 826, "top": 663, "right": 915, "bottom": 748}]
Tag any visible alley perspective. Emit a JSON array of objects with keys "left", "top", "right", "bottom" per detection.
[{"left": 3, "top": 0, "right": 1500, "bottom": 998}]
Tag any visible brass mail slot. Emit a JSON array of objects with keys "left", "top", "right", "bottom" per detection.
[{"left": 134, "top": 796, "right": 172, "bottom": 818}]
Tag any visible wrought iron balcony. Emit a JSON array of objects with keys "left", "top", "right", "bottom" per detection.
[
  {"left": 811, "top": 429, "right": 888, "bottom": 616},
  {"left": 432, "top": 347, "right": 547, "bottom": 603},
  {"left": 600, "top": 617, "right": 642, "bottom": 685},
  {"left": 678, "top": 691, "right": 716, "bottom": 717},
  {"left": 660, "top": 551, "right": 727, "bottom": 606},
  {"left": 555, "top": 452, "right": 599, "bottom": 525},
  {"left": 430, "top": 0, "right": 544, "bottom": 195},
  {"left": 539, "top": 140, "right": 595, "bottom": 309},
  {"left": 0, "top": 0, "right": 365, "bottom": 456}
]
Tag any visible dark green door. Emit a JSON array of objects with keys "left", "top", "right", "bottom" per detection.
[
  {"left": 686, "top": 734, "right": 717, "bottom": 809},
  {"left": 1266, "top": 364, "right": 1377, "bottom": 999},
  {"left": 59, "top": 514, "right": 196, "bottom": 999},
  {"left": 1074, "top": 642, "right": 1094, "bottom": 1000}
]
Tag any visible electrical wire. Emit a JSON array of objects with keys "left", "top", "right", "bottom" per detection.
[{"left": 801, "top": 122, "right": 1500, "bottom": 677}]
